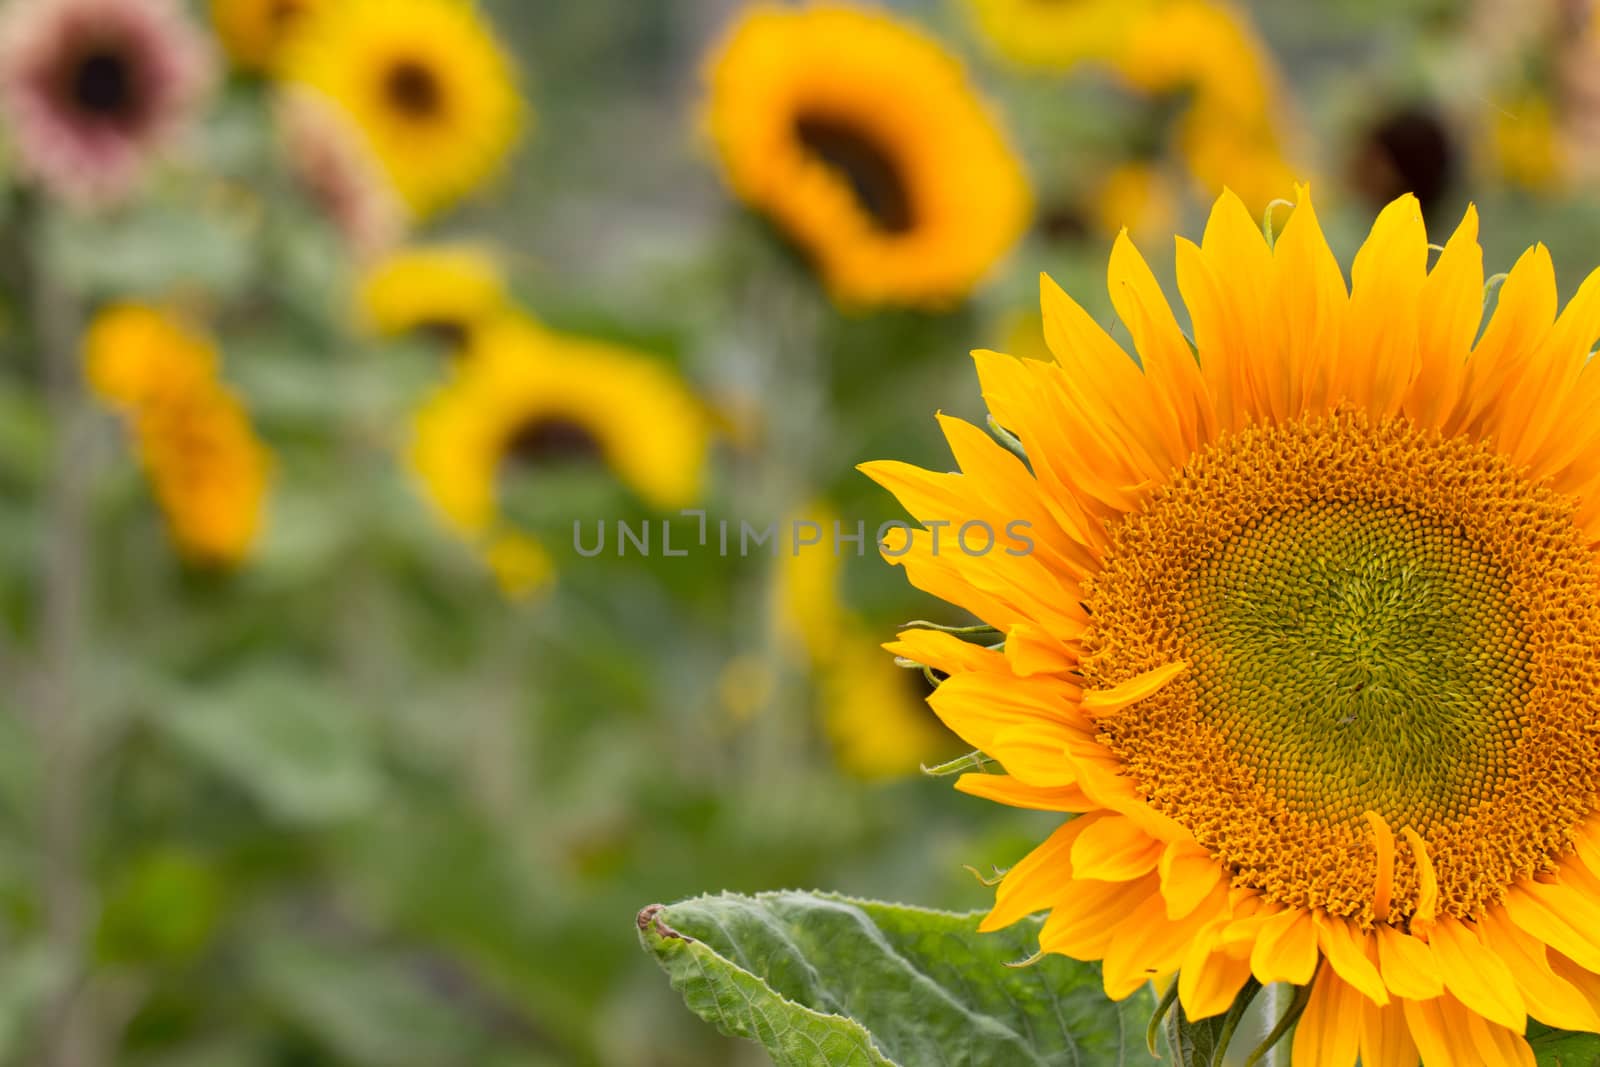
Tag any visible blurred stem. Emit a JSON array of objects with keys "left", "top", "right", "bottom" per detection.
[{"left": 25, "top": 199, "right": 100, "bottom": 1067}]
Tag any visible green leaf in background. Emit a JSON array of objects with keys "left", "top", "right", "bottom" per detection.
[
  {"left": 1529, "top": 1021, "right": 1600, "bottom": 1067},
  {"left": 637, "top": 891, "right": 1162, "bottom": 1067},
  {"left": 155, "top": 668, "right": 381, "bottom": 826}
]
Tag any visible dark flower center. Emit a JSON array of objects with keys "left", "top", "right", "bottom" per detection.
[
  {"left": 385, "top": 60, "right": 444, "bottom": 121},
  {"left": 505, "top": 417, "right": 603, "bottom": 467},
  {"left": 1353, "top": 107, "right": 1457, "bottom": 220},
  {"left": 794, "top": 115, "right": 913, "bottom": 234},
  {"left": 268, "top": 0, "right": 307, "bottom": 29},
  {"left": 72, "top": 49, "right": 133, "bottom": 118},
  {"left": 413, "top": 319, "right": 470, "bottom": 351}
]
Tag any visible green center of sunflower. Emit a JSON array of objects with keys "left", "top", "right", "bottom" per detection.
[
  {"left": 794, "top": 116, "right": 913, "bottom": 234},
  {"left": 386, "top": 59, "right": 445, "bottom": 121},
  {"left": 72, "top": 49, "right": 133, "bottom": 118},
  {"left": 1082, "top": 410, "right": 1600, "bottom": 926},
  {"left": 1185, "top": 500, "right": 1525, "bottom": 832}
]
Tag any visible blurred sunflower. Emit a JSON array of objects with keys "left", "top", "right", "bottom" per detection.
[
  {"left": 1350, "top": 104, "right": 1460, "bottom": 222},
  {"left": 703, "top": 3, "right": 1030, "bottom": 310},
  {"left": 411, "top": 316, "right": 710, "bottom": 540},
  {"left": 1091, "top": 160, "right": 1179, "bottom": 240},
  {"left": 0, "top": 0, "right": 213, "bottom": 205},
  {"left": 358, "top": 244, "right": 509, "bottom": 351},
  {"left": 1115, "top": 0, "right": 1298, "bottom": 211},
  {"left": 280, "top": 0, "right": 522, "bottom": 219},
  {"left": 964, "top": 0, "right": 1152, "bottom": 71},
  {"left": 85, "top": 303, "right": 216, "bottom": 406},
  {"left": 85, "top": 305, "right": 270, "bottom": 568},
  {"left": 482, "top": 531, "right": 555, "bottom": 602},
  {"left": 773, "top": 512, "right": 952, "bottom": 779},
  {"left": 209, "top": 0, "right": 324, "bottom": 73},
  {"left": 1490, "top": 90, "right": 1562, "bottom": 193},
  {"left": 868, "top": 190, "right": 1600, "bottom": 1063}
]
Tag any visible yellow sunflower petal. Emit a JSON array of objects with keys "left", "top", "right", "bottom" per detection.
[
  {"left": 1248, "top": 906, "right": 1319, "bottom": 985},
  {"left": 1480, "top": 905, "right": 1600, "bottom": 1031},
  {"left": 1427, "top": 915, "right": 1526, "bottom": 1032},
  {"left": 983, "top": 817, "right": 1093, "bottom": 931},
  {"left": 1316, "top": 915, "right": 1388, "bottom": 1005},
  {"left": 1070, "top": 814, "right": 1163, "bottom": 881},
  {"left": 1158, "top": 840, "right": 1224, "bottom": 921},
  {"left": 1178, "top": 189, "right": 1275, "bottom": 430},
  {"left": 1405, "top": 205, "right": 1483, "bottom": 430},
  {"left": 1358, "top": 997, "right": 1419, "bottom": 1067},
  {"left": 1340, "top": 194, "right": 1427, "bottom": 417},
  {"left": 1290, "top": 972, "right": 1362, "bottom": 1067},
  {"left": 954, "top": 773, "right": 1095, "bottom": 813},
  {"left": 1176, "top": 922, "right": 1253, "bottom": 1021},
  {"left": 1269, "top": 182, "right": 1346, "bottom": 418},
  {"left": 1107, "top": 231, "right": 1214, "bottom": 450},
  {"left": 1375, "top": 925, "right": 1443, "bottom": 1000}
]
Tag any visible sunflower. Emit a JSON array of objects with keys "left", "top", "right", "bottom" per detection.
[
  {"left": 85, "top": 304, "right": 269, "bottom": 567},
  {"left": 866, "top": 190, "right": 1600, "bottom": 1064},
  {"left": 963, "top": 0, "right": 1153, "bottom": 71},
  {"left": 1114, "top": 0, "right": 1298, "bottom": 211},
  {"left": 703, "top": 3, "right": 1030, "bottom": 310},
  {"left": 357, "top": 244, "right": 509, "bottom": 350},
  {"left": 773, "top": 505, "right": 954, "bottom": 779},
  {"left": 209, "top": 0, "right": 323, "bottom": 72},
  {"left": 280, "top": 0, "right": 522, "bottom": 219},
  {"left": 1350, "top": 105, "right": 1460, "bottom": 221},
  {"left": 1490, "top": 90, "right": 1562, "bottom": 193},
  {"left": 482, "top": 531, "right": 554, "bottom": 602},
  {"left": 1091, "top": 160, "right": 1179, "bottom": 241},
  {"left": 411, "top": 316, "right": 710, "bottom": 540}
]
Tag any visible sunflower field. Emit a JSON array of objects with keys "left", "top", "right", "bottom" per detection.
[{"left": 5, "top": 0, "right": 1600, "bottom": 1065}]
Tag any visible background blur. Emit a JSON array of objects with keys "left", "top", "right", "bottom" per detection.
[{"left": 3, "top": 0, "right": 1600, "bottom": 1064}]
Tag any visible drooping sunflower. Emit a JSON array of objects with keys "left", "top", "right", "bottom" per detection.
[
  {"left": 357, "top": 244, "right": 509, "bottom": 350},
  {"left": 703, "top": 3, "right": 1031, "bottom": 310},
  {"left": 280, "top": 0, "right": 522, "bottom": 219},
  {"left": 411, "top": 316, "right": 710, "bottom": 540},
  {"left": 866, "top": 190, "right": 1600, "bottom": 1064},
  {"left": 209, "top": 0, "right": 323, "bottom": 73},
  {"left": 773, "top": 506, "right": 953, "bottom": 779},
  {"left": 963, "top": 0, "right": 1153, "bottom": 71},
  {"left": 85, "top": 304, "right": 270, "bottom": 568}
]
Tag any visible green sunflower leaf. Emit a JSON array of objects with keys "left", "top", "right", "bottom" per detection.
[
  {"left": 1529, "top": 1021, "right": 1600, "bottom": 1066},
  {"left": 636, "top": 890, "right": 1163, "bottom": 1067}
]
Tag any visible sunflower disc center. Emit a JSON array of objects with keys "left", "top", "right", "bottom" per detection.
[
  {"left": 386, "top": 59, "right": 445, "bottom": 121},
  {"left": 1188, "top": 501, "right": 1525, "bottom": 830},
  {"left": 794, "top": 115, "right": 914, "bottom": 234},
  {"left": 1082, "top": 411, "right": 1600, "bottom": 925}
]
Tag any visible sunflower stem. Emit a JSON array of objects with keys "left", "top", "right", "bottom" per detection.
[
  {"left": 1210, "top": 977, "right": 1261, "bottom": 1064},
  {"left": 24, "top": 195, "right": 102, "bottom": 1067}
]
